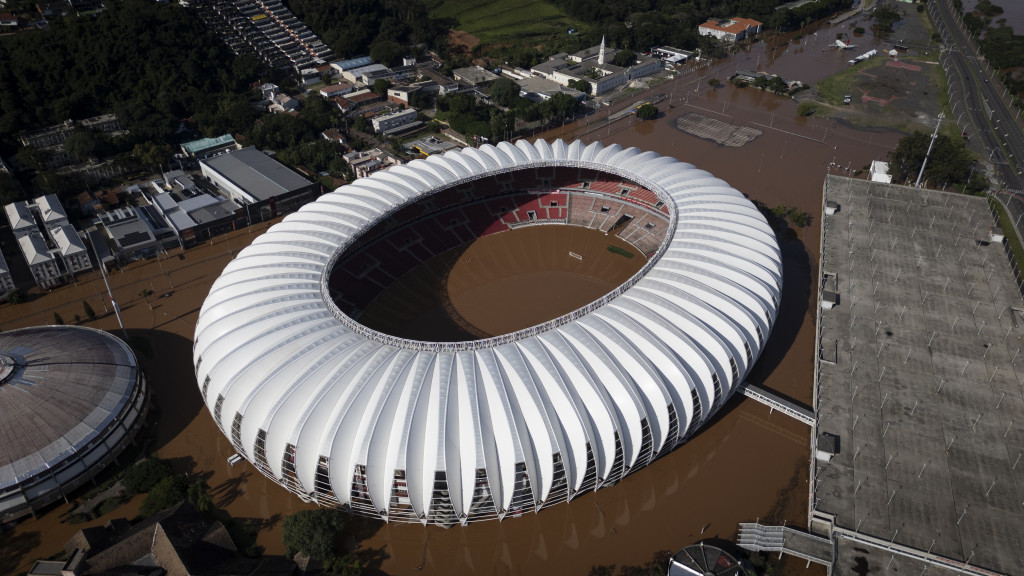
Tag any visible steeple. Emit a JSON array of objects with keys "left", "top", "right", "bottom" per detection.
[{"left": 598, "top": 35, "right": 606, "bottom": 65}]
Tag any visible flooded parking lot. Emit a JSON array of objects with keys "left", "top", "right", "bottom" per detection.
[{"left": 0, "top": 8, "right": 940, "bottom": 574}]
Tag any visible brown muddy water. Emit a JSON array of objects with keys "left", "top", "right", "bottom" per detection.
[{"left": 1, "top": 34, "right": 909, "bottom": 576}]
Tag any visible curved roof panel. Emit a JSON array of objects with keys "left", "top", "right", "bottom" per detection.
[{"left": 194, "top": 139, "right": 782, "bottom": 526}]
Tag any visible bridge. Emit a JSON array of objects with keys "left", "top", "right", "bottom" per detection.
[{"left": 737, "top": 382, "right": 815, "bottom": 425}]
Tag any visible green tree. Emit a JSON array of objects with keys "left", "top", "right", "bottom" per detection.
[
  {"left": 54, "top": 312, "right": 64, "bottom": 325},
  {"left": 635, "top": 103, "right": 658, "bottom": 120},
  {"left": 282, "top": 508, "right": 346, "bottom": 559},
  {"left": 83, "top": 300, "right": 96, "bottom": 321},
  {"left": 123, "top": 458, "right": 173, "bottom": 495},
  {"left": 888, "top": 131, "right": 974, "bottom": 186},
  {"left": 140, "top": 475, "right": 189, "bottom": 517},
  {"left": 488, "top": 77, "right": 522, "bottom": 109},
  {"left": 63, "top": 130, "right": 102, "bottom": 162},
  {"left": 611, "top": 49, "right": 636, "bottom": 67},
  {"left": 0, "top": 172, "right": 24, "bottom": 205},
  {"left": 708, "top": 78, "right": 722, "bottom": 89},
  {"left": 567, "top": 79, "right": 592, "bottom": 94},
  {"left": 369, "top": 40, "right": 404, "bottom": 67},
  {"left": 6, "top": 289, "right": 26, "bottom": 304},
  {"left": 872, "top": 5, "right": 901, "bottom": 35},
  {"left": 132, "top": 142, "right": 174, "bottom": 170},
  {"left": 325, "top": 554, "right": 363, "bottom": 576},
  {"left": 188, "top": 478, "right": 215, "bottom": 514},
  {"left": 353, "top": 115, "right": 369, "bottom": 133},
  {"left": 372, "top": 78, "right": 392, "bottom": 96}
]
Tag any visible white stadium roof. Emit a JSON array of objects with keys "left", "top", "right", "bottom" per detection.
[{"left": 194, "top": 139, "right": 782, "bottom": 526}]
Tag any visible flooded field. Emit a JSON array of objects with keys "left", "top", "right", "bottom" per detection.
[{"left": 0, "top": 10, "right": 930, "bottom": 574}]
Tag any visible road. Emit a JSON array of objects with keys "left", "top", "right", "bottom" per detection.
[{"left": 929, "top": 0, "right": 1024, "bottom": 193}]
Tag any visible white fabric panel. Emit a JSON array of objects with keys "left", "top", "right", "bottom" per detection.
[{"left": 192, "top": 139, "right": 783, "bottom": 526}]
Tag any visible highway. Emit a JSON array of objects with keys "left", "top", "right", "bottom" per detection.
[{"left": 929, "top": 0, "right": 1024, "bottom": 193}]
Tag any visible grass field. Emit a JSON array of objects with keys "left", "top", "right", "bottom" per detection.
[{"left": 430, "top": 0, "right": 581, "bottom": 44}]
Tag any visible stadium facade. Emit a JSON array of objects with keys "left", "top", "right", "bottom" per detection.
[
  {"left": 0, "top": 326, "right": 148, "bottom": 522},
  {"left": 194, "top": 139, "right": 782, "bottom": 526}
]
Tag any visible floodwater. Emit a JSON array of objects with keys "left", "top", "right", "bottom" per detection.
[
  {"left": 360, "top": 226, "right": 644, "bottom": 341},
  {"left": 0, "top": 24, "right": 912, "bottom": 576},
  {"left": 963, "top": 0, "right": 1024, "bottom": 32}
]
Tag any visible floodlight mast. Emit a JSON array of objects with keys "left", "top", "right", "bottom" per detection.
[
  {"left": 91, "top": 238, "right": 128, "bottom": 341},
  {"left": 915, "top": 113, "right": 945, "bottom": 188}
]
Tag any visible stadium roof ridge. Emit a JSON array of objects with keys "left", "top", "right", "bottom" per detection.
[{"left": 193, "top": 139, "right": 782, "bottom": 527}]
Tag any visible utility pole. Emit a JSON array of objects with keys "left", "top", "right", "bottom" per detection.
[{"left": 916, "top": 113, "right": 945, "bottom": 188}]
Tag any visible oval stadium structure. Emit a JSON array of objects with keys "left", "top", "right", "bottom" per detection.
[
  {"left": 0, "top": 326, "right": 148, "bottom": 522},
  {"left": 193, "top": 139, "right": 782, "bottom": 526}
]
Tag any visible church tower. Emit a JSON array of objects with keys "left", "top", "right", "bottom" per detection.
[{"left": 598, "top": 35, "right": 606, "bottom": 65}]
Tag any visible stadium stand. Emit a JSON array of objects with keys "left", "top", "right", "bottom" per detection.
[{"left": 328, "top": 169, "right": 672, "bottom": 311}]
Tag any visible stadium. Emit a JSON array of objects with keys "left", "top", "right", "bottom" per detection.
[
  {"left": 0, "top": 326, "right": 148, "bottom": 522},
  {"left": 193, "top": 139, "right": 782, "bottom": 526}
]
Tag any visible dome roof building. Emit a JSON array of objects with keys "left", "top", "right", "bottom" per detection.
[
  {"left": 0, "top": 326, "right": 148, "bottom": 521},
  {"left": 194, "top": 139, "right": 782, "bottom": 526}
]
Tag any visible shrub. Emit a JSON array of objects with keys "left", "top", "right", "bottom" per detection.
[
  {"left": 282, "top": 509, "right": 346, "bottom": 559},
  {"left": 123, "top": 458, "right": 173, "bottom": 495},
  {"left": 139, "top": 476, "right": 189, "bottom": 517},
  {"left": 635, "top": 103, "right": 658, "bottom": 120},
  {"left": 83, "top": 300, "right": 96, "bottom": 321}
]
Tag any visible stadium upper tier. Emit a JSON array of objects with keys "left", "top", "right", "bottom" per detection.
[{"left": 193, "top": 139, "right": 782, "bottom": 526}]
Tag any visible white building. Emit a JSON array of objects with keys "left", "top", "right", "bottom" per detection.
[
  {"left": 0, "top": 252, "right": 15, "bottom": 294},
  {"left": 529, "top": 37, "right": 662, "bottom": 96},
  {"left": 870, "top": 160, "right": 893, "bottom": 183},
  {"left": 698, "top": 17, "right": 762, "bottom": 42},
  {"left": 371, "top": 108, "right": 418, "bottom": 134},
  {"left": 4, "top": 195, "right": 90, "bottom": 289},
  {"left": 18, "top": 234, "right": 61, "bottom": 289},
  {"left": 193, "top": 139, "right": 782, "bottom": 528},
  {"left": 319, "top": 82, "right": 354, "bottom": 99}
]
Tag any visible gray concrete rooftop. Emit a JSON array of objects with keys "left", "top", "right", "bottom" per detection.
[{"left": 813, "top": 176, "right": 1024, "bottom": 575}]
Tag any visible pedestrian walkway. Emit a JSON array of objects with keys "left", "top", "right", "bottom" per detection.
[
  {"left": 737, "top": 382, "right": 815, "bottom": 425},
  {"left": 737, "top": 523, "right": 833, "bottom": 567}
]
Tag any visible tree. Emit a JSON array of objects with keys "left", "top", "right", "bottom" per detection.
[
  {"left": 83, "top": 300, "right": 96, "bottom": 321},
  {"left": 54, "top": 312, "right": 64, "bottom": 325},
  {"left": 123, "top": 458, "right": 174, "bottom": 495},
  {"left": 611, "top": 49, "right": 636, "bottom": 67},
  {"left": 488, "top": 77, "right": 522, "bottom": 109},
  {"left": 325, "top": 554, "right": 363, "bottom": 576},
  {"left": 888, "top": 131, "right": 974, "bottom": 186},
  {"left": 282, "top": 509, "right": 346, "bottom": 559},
  {"left": 707, "top": 78, "right": 722, "bottom": 89},
  {"left": 132, "top": 142, "right": 174, "bottom": 170},
  {"left": 768, "top": 76, "right": 788, "bottom": 93},
  {"left": 188, "top": 478, "right": 215, "bottom": 514},
  {"left": 353, "top": 115, "right": 369, "bottom": 133},
  {"left": 635, "top": 103, "right": 658, "bottom": 120},
  {"left": 369, "top": 40, "right": 404, "bottom": 67},
  {"left": 567, "top": 78, "right": 592, "bottom": 94},
  {"left": 6, "top": 289, "right": 25, "bottom": 304},
  {"left": 63, "top": 130, "right": 102, "bottom": 162},
  {"left": 372, "top": 78, "right": 392, "bottom": 96},
  {"left": 140, "top": 475, "right": 189, "bottom": 517}
]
